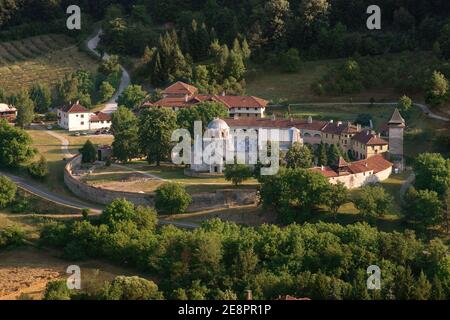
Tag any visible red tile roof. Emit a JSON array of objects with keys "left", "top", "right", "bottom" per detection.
[
  {"left": 150, "top": 96, "right": 197, "bottom": 108},
  {"left": 60, "top": 102, "right": 90, "bottom": 113},
  {"left": 311, "top": 166, "right": 340, "bottom": 177},
  {"left": 313, "top": 155, "right": 392, "bottom": 177},
  {"left": 214, "top": 95, "right": 268, "bottom": 108},
  {"left": 337, "top": 157, "right": 349, "bottom": 168},
  {"left": 224, "top": 118, "right": 328, "bottom": 131},
  {"left": 162, "top": 81, "right": 198, "bottom": 96},
  {"left": 322, "top": 121, "right": 359, "bottom": 135},
  {"left": 145, "top": 82, "right": 269, "bottom": 110},
  {"left": 352, "top": 130, "right": 388, "bottom": 145},
  {"left": 90, "top": 112, "right": 111, "bottom": 122},
  {"left": 349, "top": 155, "right": 393, "bottom": 174},
  {"left": 148, "top": 93, "right": 269, "bottom": 110}
]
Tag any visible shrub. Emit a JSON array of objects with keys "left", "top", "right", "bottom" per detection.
[
  {"left": 99, "top": 81, "right": 116, "bottom": 103},
  {"left": 44, "top": 280, "right": 72, "bottom": 300},
  {"left": 0, "top": 226, "right": 25, "bottom": 249},
  {"left": 279, "top": 48, "right": 301, "bottom": 72},
  {"left": 11, "top": 197, "right": 30, "bottom": 213},
  {"left": 0, "top": 176, "right": 17, "bottom": 208},
  {"left": 155, "top": 183, "right": 192, "bottom": 215},
  {"left": 102, "top": 198, "right": 137, "bottom": 225},
  {"left": 100, "top": 276, "right": 163, "bottom": 300},
  {"left": 28, "top": 155, "right": 49, "bottom": 180},
  {"left": 79, "top": 140, "right": 97, "bottom": 163},
  {"left": 81, "top": 208, "right": 90, "bottom": 220},
  {"left": 224, "top": 164, "right": 254, "bottom": 185}
]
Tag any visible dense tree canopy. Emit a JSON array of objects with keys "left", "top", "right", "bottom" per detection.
[
  {"left": 40, "top": 207, "right": 450, "bottom": 300},
  {"left": 0, "top": 119, "right": 35, "bottom": 168},
  {"left": 139, "top": 108, "right": 177, "bottom": 166},
  {"left": 111, "top": 106, "right": 140, "bottom": 162}
]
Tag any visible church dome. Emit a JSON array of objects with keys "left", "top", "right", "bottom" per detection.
[{"left": 207, "top": 118, "right": 229, "bottom": 130}]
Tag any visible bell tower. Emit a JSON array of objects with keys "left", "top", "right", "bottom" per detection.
[{"left": 387, "top": 108, "right": 406, "bottom": 170}]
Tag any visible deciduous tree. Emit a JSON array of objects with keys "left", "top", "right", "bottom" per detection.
[{"left": 139, "top": 108, "right": 177, "bottom": 166}]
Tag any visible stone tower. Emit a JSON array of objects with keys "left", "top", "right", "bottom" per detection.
[{"left": 387, "top": 108, "right": 406, "bottom": 170}]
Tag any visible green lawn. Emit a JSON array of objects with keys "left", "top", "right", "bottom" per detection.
[{"left": 25, "top": 129, "right": 69, "bottom": 196}]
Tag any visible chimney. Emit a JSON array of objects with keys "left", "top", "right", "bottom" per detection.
[
  {"left": 185, "top": 95, "right": 189, "bottom": 102},
  {"left": 337, "top": 121, "right": 342, "bottom": 126},
  {"left": 329, "top": 119, "right": 334, "bottom": 123},
  {"left": 222, "top": 91, "right": 226, "bottom": 96},
  {"left": 290, "top": 117, "right": 293, "bottom": 122},
  {"left": 357, "top": 124, "right": 361, "bottom": 131},
  {"left": 307, "top": 116, "right": 312, "bottom": 124},
  {"left": 234, "top": 113, "right": 238, "bottom": 120},
  {"left": 321, "top": 165, "right": 324, "bottom": 171},
  {"left": 246, "top": 290, "right": 253, "bottom": 301},
  {"left": 272, "top": 114, "right": 276, "bottom": 121}
]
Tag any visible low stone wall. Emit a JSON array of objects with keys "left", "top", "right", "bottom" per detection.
[
  {"left": 64, "top": 156, "right": 154, "bottom": 206},
  {"left": 64, "top": 156, "right": 257, "bottom": 211},
  {"left": 184, "top": 168, "right": 224, "bottom": 178}
]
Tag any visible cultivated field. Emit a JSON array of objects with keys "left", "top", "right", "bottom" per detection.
[{"left": 0, "top": 34, "right": 98, "bottom": 94}]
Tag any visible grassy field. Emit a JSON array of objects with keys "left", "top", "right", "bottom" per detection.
[
  {"left": 246, "top": 59, "right": 403, "bottom": 104},
  {"left": 50, "top": 129, "right": 114, "bottom": 155},
  {"left": 13, "top": 129, "right": 114, "bottom": 200},
  {"left": 268, "top": 102, "right": 398, "bottom": 129},
  {"left": 0, "top": 34, "right": 98, "bottom": 94},
  {"left": 82, "top": 163, "right": 258, "bottom": 194}
]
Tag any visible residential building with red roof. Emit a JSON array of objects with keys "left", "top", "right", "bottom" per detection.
[
  {"left": 351, "top": 129, "right": 388, "bottom": 160},
  {"left": 0, "top": 103, "right": 17, "bottom": 121},
  {"left": 57, "top": 101, "right": 112, "bottom": 131},
  {"left": 143, "top": 81, "right": 268, "bottom": 118}
]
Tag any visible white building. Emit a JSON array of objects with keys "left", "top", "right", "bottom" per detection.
[
  {"left": 190, "top": 118, "right": 302, "bottom": 174},
  {"left": 57, "top": 102, "right": 112, "bottom": 131}
]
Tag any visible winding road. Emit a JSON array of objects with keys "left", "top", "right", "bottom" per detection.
[{"left": 86, "top": 28, "right": 131, "bottom": 114}]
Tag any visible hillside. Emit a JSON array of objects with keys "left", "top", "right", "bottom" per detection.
[{"left": 0, "top": 34, "right": 98, "bottom": 94}]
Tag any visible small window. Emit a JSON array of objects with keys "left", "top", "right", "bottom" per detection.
[
  {"left": 81, "top": 121, "right": 84, "bottom": 125},
  {"left": 81, "top": 115, "right": 84, "bottom": 118}
]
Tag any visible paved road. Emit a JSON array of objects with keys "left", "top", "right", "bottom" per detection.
[
  {"left": 288, "top": 102, "right": 449, "bottom": 122},
  {"left": 1, "top": 170, "right": 199, "bottom": 229},
  {"left": 86, "top": 28, "right": 131, "bottom": 114},
  {"left": 1, "top": 129, "right": 198, "bottom": 229},
  {"left": 0, "top": 170, "right": 103, "bottom": 214}
]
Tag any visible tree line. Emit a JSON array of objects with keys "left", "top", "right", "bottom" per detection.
[{"left": 39, "top": 197, "right": 450, "bottom": 300}]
